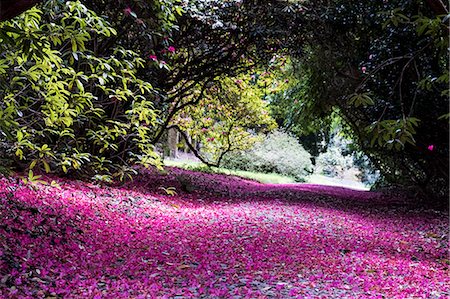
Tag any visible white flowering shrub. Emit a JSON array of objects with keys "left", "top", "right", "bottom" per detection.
[
  {"left": 222, "top": 131, "right": 313, "bottom": 181},
  {"left": 316, "top": 146, "right": 354, "bottom": 178}
]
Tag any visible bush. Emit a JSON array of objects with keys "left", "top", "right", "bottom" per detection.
[
  {"left": 222, "top": 131, "right": 313, "bottom": 181},
  {"left": 0, "top": 1, "right": 165, "bottom": 181},
  {"left": 315, "top": 134, "right": 380, "bottom": 186},
  {"left": 315, "top": 146, "right": 353, "bottom": 178},
  {"left": 353, "top": 152, "right": 380, "bottom": 186}
]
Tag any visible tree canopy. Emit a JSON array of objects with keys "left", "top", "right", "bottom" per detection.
[{"left": 0, "top": 0, "right": 448, "bottom": 202}]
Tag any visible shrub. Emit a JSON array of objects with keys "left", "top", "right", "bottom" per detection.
[
  {"left": 171, "top": 74, "right": 277, "bottom": 165},
  {"left": 0, "top": 1, "right": 164, "bottom": 181},
  {"left": 315, "top": 134, "right": 380, "bottom": 186},
  {"left": 353, "top": 152, "right": 380, "bottom": 186},
  {"left": 315, "top": 146, "right": 353, "bottom": 178},
  {"left": 222, "top": 131, "right": 313, "bottom": 181}
]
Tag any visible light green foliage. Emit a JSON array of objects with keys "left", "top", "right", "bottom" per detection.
[
  {"left": 0, "top": 1, "right": 162, "bottom": 179},
  {"left": 267, "top": 57, "right": 334, "bottom": 157},
  {"left": 173, "top": 73, "right": 277, "bottom": 164},
  {"left": 315, "top": 132, "right": 379, "bottom": 186},
  {"left": 222, "top": 131, "right": 313, "bottom": 182}
]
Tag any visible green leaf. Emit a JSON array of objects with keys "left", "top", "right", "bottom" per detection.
[
  {"left": 75, "top": 79, "right": 84, "bottom": 92},
  {"left": 71, "top": 39, "right": 77, "bottom": 52},
  {"left": 30, "top": 160, "right": 37, "bottom": 170},
  {"left": 43, "top": 160, "right": 51, "bottom": 173}
]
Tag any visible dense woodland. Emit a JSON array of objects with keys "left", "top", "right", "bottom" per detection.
[{"left": 0, "top": 1, "right": 448, "bottom": 199}]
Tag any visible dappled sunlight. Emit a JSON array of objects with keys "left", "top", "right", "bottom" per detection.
[{"left": 305, "top": 175, "right": 369, "bottom": 191}]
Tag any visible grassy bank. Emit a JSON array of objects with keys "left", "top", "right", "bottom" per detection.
[
  {"left": 163, "top": 159, "right": 297, "bottom": 184},
  {"left": 164, "top": 159, "right": 369, "bottom": 190}
]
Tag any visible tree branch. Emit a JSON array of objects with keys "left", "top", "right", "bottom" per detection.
[
  {"left": 0, "top": 0, "right": 41, "bottom": 21},
  {"left": 151, "top": 79, "right": 212, "bottom": 144},
  {"left": 167, "top": 124, "right": 219, "bottom": 168}
]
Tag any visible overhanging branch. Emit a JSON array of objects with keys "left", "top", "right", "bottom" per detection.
[
  {"left": 167, "top": 125, "right": 219, "bottom": 168},
  {"left": 0, "top": 0, "right": 41, "bottom": 21},
  {"left": 151, "top": 78, "right": 212, "bottom": 144}
]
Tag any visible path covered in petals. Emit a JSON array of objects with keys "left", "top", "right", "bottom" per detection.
[{"left": 0, "top": 168, "right": 448, "bottom": 298}]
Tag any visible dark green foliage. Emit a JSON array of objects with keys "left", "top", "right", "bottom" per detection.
[{"left": 265, "top": 0, "right": 449, "bottom": 200}]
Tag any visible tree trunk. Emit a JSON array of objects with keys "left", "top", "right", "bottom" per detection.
[
  {"left": 425, "top": 0, "right": 448, "bottom": 16},
  {"left": 0, "top": 0, "right": 41, "bottom": 21},
  {"left": 184, "top": 132, "right": 191, "bottom": 153},
  {"left": 167, "top": 127, "right": 179, "bottom": 158}
]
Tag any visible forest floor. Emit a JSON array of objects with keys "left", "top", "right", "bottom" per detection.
[{"left": 0, "top": 167, "right": 448, "bottom": 298}]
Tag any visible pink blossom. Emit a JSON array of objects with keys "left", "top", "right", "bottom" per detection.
[
  {"left": 361, "top": 66, "right": 367, "bottom": 74},
  {"left": 149, "top": 55, "right": 158, "bottom": 61},
  {"left": 123, "top": 7, "right": 132, "bottom": 16},
  {"left": 427, "top": 144, "right": 434, "bottom": 151},
  {"left": 0, "top": 168, "right": 447, "bottom": 298},
  {"left": 167, "top": 46, "right": 176, "bottom": 53}
]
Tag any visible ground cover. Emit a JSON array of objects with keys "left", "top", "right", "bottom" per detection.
[{"left": 0, "top": 167, "right": 448, "bottom": 298}]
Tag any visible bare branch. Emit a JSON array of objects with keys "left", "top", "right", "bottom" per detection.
[
  {"left": 151, "top": 79, "right": 212, "bottom": 144},
  {"left": 167, "top": 124, "right": 219, "bottom": 168}
]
